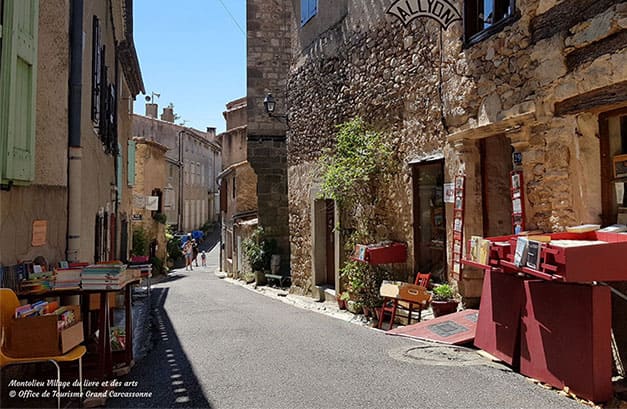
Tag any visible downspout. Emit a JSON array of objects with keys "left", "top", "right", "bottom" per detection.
[{"left": 67, "top": 0, "right": 83, "bottom": 262}]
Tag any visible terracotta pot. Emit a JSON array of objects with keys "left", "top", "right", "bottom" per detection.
[
  {"left": 337, "top": 297, "right": 347, "bottom": 310},
  {"left": 362, "top": 306, "right": 371, "bottom": 318},
  {"left": 431, "top": 300, "right": 459, "bottom": 317}
]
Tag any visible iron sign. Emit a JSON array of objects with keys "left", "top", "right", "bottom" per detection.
[{"left": 387, "top": 0, "right": 462, "bottom": 30}]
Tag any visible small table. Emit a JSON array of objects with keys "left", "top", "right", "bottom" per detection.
[{"left": 17, "top": 279, "right": 140, "bottom": 379}]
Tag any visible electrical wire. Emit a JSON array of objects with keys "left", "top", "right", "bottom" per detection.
[{"left": 215, "top": 0, "right": 245, "bottom": 36}]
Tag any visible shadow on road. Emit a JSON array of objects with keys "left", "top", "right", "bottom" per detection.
[{"left": 107, "top": 288, "right": 212, "bottom": 408}]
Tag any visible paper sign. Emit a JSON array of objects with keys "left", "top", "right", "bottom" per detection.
[
  {"left": 32, "top": 220, "right": 47, "bottom": 247},
  {"left": 146, "top": 196, "right": 159, "bottom": 211},
  {"left": 444, "top": 183, "right": 454, "bottom": 203}
]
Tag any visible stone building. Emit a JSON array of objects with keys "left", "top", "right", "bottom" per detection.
[
  {"left": 132, "top": 105, "right": 221, "bottom": 233},
  {"left": 130, "top": 137, "right": 169, "bottom": 262},
  {"left": 247, "top": 0, "right": 627, "bottom": 311},
  {"left": 0, "top": 0, "right": 143, "bottom": 266},
  {"left": 247, "top": 0, "right": 291, "bottom": 275},
  {"left": 218, "top": 98, "right": 259, "bottom": 275}
]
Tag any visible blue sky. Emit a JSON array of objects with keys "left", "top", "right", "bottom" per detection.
[{"left": 133, "top": 0, "right": 246, "bottom": 133}]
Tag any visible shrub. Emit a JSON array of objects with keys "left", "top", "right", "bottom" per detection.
[
  {"left": 433, "top": 284, "right": 454, "bottom": 301},
  {"left": 242, "top": 227, "right": 277, "bottom": 272},
  {"left": 132, "top": 228, "right": 148, "bottom": 256}
]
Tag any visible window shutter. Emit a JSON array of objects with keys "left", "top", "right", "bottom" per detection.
[
  {"left": 309, "top": 0, "right": 318, "bottom": 19},
  {"left": 300, "top": 0, "right": 307, "bottom": 25},
  {"left": 0, "top": 0, "right": 39, "bottom": 183},
  {"left": 127, "top": 140, "right": 135, "bottom": 186},
  {"left": 91, "top": 16, "right": 101, "bottom": 126},
  {"left": 117, "top": 143, "right": 123, "bottom": 205}
]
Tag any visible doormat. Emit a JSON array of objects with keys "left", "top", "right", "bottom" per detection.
[{"left": 387, "top": 309, "right": 479, "bottom": 345}]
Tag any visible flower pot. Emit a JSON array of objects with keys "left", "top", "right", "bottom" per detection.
[
  {"left": 347, "top": 300, "right": 363, "bottom": 315},
  {"left": 362, "top": 305, "right": 371, "bottom": 318},
  {"left": 254, "top": 271, "right": 267, "bottom": 286},
  {"left": 431, "top": 300, "right": 459, "bottom": 317},
  {"left": 337, "top": 298, "right": 347, "bottom": 310}
]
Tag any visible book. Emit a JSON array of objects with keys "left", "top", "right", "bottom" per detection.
[
  {"left": 565, "top": 224, "right": 600, "bottom": 233},
  {"left": 526, "top": 240, "right": 542, "bottom": 270},
  {"left": 597, "top": 224, "right": 627, "bottom": 233},
  {"left": 514, "top": 237, "right": 529, "bottom": 267},
  {"left": 478, "top": 239, "right": 491, "bottom": 265}
]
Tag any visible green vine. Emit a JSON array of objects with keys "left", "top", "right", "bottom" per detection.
[
  {"left": 319, "top": 117, "right": 398, "bottom": 309},
  {"left": 318, "top": 117, "right": 395, "bottom": 209}
]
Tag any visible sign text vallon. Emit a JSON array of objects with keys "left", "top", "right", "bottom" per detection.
[{"left": 387, "top": 0, "right": 462, "bottom": 29}]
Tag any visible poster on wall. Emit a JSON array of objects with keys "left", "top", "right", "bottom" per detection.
[
  {"left": 450, "top": 175, "right": 465, "bottom": 280},
  {"left": 510, "top": 170, "right": 525, "bottom": 234}
]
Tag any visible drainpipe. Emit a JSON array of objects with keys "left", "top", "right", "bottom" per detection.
[{"left": 67, "top": 0, "right": 83, "bottom": 262}]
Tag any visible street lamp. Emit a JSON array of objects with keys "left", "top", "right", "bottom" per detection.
[{"left": 263, "top": 93, "right": 288, "bottom": 123}]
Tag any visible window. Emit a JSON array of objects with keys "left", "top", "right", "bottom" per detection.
[
  {"left": 232, "top": 176, "right": 236, "bottom": 199},
  {"left": 464, "top": 0, "right": 515, "bottom": 45},
  {"left": 0, "top": 0, "right": 39, "bottom": 184},
  {"left": 301, "top": 0, "right": 317, "bottom": 26}
]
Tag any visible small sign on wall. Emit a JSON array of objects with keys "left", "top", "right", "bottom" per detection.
[
  {"left": 32, "top": 220, "right": 47, "bottom": 247},
  {"left": 443, "top": 183, "right": 455, "bottom": 204}
]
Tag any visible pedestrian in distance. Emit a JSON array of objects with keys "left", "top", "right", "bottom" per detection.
[
  {"left": 201, "top": 250, "right": 207, "bottom": 267},
  {"left": 183, "top": 236, "right": 194, "bottom": 271},
  {"left": 192, "top": 239, "right": 199, "bottom": 267}
]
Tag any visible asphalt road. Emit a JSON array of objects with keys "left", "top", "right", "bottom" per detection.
[{"left": 107, "top": 239, "right": 586, "bottom": 409}]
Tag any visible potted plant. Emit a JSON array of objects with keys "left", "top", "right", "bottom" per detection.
[
  {"left": 431, "top": 284, "right": 459, "bottom": 317},
  {"left": 337, "top": 292, "right": 349, "bottom": 310},
  {"left": 242, "top": 227, "right": 276, "bottom": 286}
]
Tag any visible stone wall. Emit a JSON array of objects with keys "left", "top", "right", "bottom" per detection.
[
  {"left": 247, "top": 0, "right": 292, "bottom": 274},
  {"left": 286, "top": 6, "right": 449, "bottom": 293},
  {"left": 283, "top": 0, "right": 626, "bottom": 296}
]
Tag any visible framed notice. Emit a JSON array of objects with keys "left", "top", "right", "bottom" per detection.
[
  {"left": 510, "top": 170, "right": 525, "bottom": 234},
  {"left": 32, "top": 220, "right": 48, "bottom": 247},
  {"left": 450, "top": 175, "right": 465, "bottom": 280}
]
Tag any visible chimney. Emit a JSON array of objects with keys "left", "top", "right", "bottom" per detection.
[
  {"left": 145, "top": 103, "right": 158, "bottom": 118},
  {"left": 206, "top": 127, "right": 216, "bottom": 138},
  {"left": 161, "top": 107, "right": 175, "bottom": 123}
]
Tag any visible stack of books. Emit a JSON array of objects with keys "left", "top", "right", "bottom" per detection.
[
  {"left": 19, "top": 277, "right": 53, "bottom": 294},
  {"left": 81, "top": 262, "right": 131, "bottom": 290},
  {"left": 14, "top": 300, "right": 59, "bottom": 318},
  {"left": 53, "top": 267, "right": 82, "bottom": 290}
]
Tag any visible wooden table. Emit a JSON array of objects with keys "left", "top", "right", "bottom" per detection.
[{"left": 17, "top": 279, "right": 140, "bottom": 379}]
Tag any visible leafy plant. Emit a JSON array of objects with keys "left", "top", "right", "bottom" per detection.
[
  {"left": 150, "top": 256, "right": 164, "bottom": 274},
  {"left": 132, "top": 228, "right": 148, "bottom": 256},
  {"left": 318, "top": 117, "right": 395, "bottom": 209},
  {"left": 340, "top": 291, "right": 351, "bottom": 301},
  {"left": 165, "top": 226, "right": 182, "bottom": 261},
  {"left": 242, "top": 227, "right": 277, "bottom": 272},
  {"left": 152, "top": 212, "right": 167, "bottom": 224},
  {"left": 432, "top": 284, "right": 455, "bottom": 301}
]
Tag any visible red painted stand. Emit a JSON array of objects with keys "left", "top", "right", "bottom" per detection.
[
  {"left": 520, "top": 281, "right": 613, "bottom": 402},
  {"left": 473, "top": 270, "right": 526, "bottom": 368}
]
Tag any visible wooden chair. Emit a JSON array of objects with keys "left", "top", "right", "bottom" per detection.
[
  {"left": 377, "top": 273, "right": 431, "bottom": 330},
  {"left": 0, "top": 288, "right": 86, "bottom": 409}
]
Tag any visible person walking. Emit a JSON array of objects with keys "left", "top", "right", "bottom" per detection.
[
  {"left": 192, "top": 239, "right": 199, "bottom": 267},
  {"left": 201, "top": 250, "right": 207, "bottom": 267},
  {"left": 183, "top": 237, "right": 194, "bottom": 271}
]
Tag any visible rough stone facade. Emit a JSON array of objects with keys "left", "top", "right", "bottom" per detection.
[
  {"left": 247, "top": 0, "right": 291, "bottom": 275},
  {"left": 132, "top": 138, "right": 168, "bottom": 262},
  {"left": 266, "top": 0, "right": 627, "bottom": 301}
]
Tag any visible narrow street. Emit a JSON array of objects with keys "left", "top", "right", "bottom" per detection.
[{"left": 107, "top": 240, "right": 585, "bottom": 409}]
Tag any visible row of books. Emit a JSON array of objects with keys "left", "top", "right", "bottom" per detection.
[
  {"left": 81, "top": 263, "right": 139, "bottom": 290},
  {"left": 15, "top": 300, "right": 58, "bottom": 318}
]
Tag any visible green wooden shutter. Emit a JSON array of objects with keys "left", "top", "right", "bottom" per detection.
[
  {"left": 127, "top": 140, "right": 135, "bottom": 186},
  {"left": 0, "top": 0, "right": 39, "bottom": 184},
  {"left": 117, "top": 143, "right": 122, "bottom": 204}
]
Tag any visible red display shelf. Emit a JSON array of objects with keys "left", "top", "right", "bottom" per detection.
[
  {"left": 352, "top": 242, "right": 407, "bottom": 265},
  {"left": 467, "top": 231, "right": 627, "bottom": 283}
]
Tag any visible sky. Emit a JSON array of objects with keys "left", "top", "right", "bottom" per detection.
[{"left": 133, "top": 0, "right": 246, "bottom": 134}]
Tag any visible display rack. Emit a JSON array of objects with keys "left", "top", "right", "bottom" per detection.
[{"left": 450, "top": 175, "right": 465, "bottom": 280}]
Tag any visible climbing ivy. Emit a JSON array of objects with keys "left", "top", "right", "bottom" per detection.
[{"left": 319, "top": 117, "right": 394, "bottom": 208}]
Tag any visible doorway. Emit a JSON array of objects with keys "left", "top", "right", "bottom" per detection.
[
  {"left": 480, "top": 135, "right": 514, "bottom": 237},
  {"left": 412, "top": 160, "right": 445, "bottom": 279},
  {"left": 600, "top": 110, "right": 627, "bottom": 225},
  {"left": 312, "top": 199, "right": 336, "bottom": 290}
]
